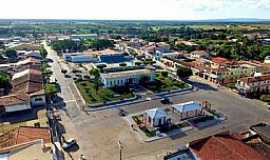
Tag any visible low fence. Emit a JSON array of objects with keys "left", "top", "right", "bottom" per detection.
[{"left": 88, "top": 95, "right": 139, "bottom": 108}]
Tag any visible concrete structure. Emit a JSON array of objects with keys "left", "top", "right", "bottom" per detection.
[
  {"left": 144, "top": 108, "right": 170, "bottom": 128},
  {"left": 63, "top": 53, "right": 98, "bottom": 63},
  {"left": 190, "top": 50, "right": 209, "bottom": 59},
  {"left": 235, "top": 74, "right": 270, "bottom": 96},
  {"left": 101, "top": 68, "right": 155, "bottom": 88},
  {"left": 172, "top": 101, "right": 204, "bottom": 120},
  {"left": 264, "top": 56, "right": 270, "bottom": 64}
]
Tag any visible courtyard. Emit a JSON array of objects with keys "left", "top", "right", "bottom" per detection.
[{"left": 75, "top": 80, "right": 134, "bottom": 104}]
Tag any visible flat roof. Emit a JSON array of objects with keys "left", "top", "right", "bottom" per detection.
[{"left": 101, "top": 68, "right": 152, "bottom": 79}]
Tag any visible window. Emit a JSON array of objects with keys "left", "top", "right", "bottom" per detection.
[{"left": 34, "top": 97, "right": 43, "bottom": 102}]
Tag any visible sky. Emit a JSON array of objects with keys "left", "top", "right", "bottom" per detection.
[{"left": 0, "top": 0, "right": 270, "bottom": 20}]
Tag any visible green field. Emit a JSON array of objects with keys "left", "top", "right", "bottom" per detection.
[{"left": 76, "top": 80, "right": 134, "bottom": 104}]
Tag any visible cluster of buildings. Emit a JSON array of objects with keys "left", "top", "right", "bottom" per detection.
[
  {"left": 143, "top": 101, "right": 204, "bottom": 129},
  {"left": 0, "top": 51, "right": 46, "bottom": 116}
]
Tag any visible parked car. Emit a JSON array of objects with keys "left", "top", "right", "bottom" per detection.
[
  {"left": 62, "top": 138, "right": 77, "bottom": 150},
  {"left": 64, "top": 74, "right": 71, "bottom": 78},
  {"left": 161, "top": 97, "right": 172, "bottom": 104},
  {"left": 146, "top": 97, "right": 152, "bottom": 101},
  {"left": 118, "top": 109, "right": 128, "bottom": 117},
  {"left": 61, "top": 69, "right": 67, "bottom": 74},
  {"left": 267, "top": 103, "right": 270, "bottom": 110}
]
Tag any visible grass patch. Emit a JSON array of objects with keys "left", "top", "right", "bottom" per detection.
[
  {"left": 142, "top": 72, "right": 189, "bottom": 92},
  {"left": 224, "top": 83, "right": 236, "bottom": 89},
  {"left": 76, "top": 80, "right": 134, "bottom": 104}
]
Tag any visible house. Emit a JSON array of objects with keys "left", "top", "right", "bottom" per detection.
[
  {"left": 144, "top": 108, "right": 170, "bottom": 128},
  {"left": 63, "top": 53, "right": 98, "bottom": 63},
  {"left": 172, "top": 101, "right": 204, "bottom": 120},
  {"left": 11, "top": 69, "right": 46, "bottom": 107},
  {"left": 189, "top": 132, "right": 267, "bottom": 160},
  {"left": 0, "top": 126, "right": 52, "bottom": 160},
  {"left": 235, "top": 74, "right": 270, "bottom": 96},
  {"left": 101, "top": 68, "right": 155, "bottom": 88},
  {"left": 0, "top": 94, "right": 31, "bottom": 114},
  {"left": 190, "top": 50, "right": 209, "bottom": 59}
]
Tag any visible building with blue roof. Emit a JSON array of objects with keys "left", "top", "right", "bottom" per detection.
[{"left": 98, "top": 54, "right": 133, "bottom": 64}]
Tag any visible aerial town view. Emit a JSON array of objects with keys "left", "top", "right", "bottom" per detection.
[{"left": 0, "top": 0, "right": 270, "bottom": 160}]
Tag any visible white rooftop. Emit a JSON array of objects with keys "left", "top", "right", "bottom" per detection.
[
  {"left": 173, "top": 101, "right": 202, "bottom": 113},
  {"left": 12, "top": 69, "right": 30, "bottom": 80},
  {"left": 145, "top": 108, "right": 167, "bottom": 120}
]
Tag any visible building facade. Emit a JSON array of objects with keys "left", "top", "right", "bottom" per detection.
[
  {"left": 235, "top": 74, "right": 270, "bottom": 96},
  {"left": 101, "top": 68, "right": 155, "bottom": 88}
]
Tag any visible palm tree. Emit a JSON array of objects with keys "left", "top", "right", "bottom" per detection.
[{"left": 89, "top": 69, "right": 101, "bottom": 92}]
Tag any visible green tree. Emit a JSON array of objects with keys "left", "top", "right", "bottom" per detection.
[
  {"left": 0, "top": 72, "right": 11, "bottom": 93},
  {"left": 89, "top": 68, "right": 101, "bottom": 92},
  {"left": 39, "top": 46, "right": 48, "bottom": 59},
  {"left": 4, "top": 49, "right": 17, "bottom": 59},
  {"left": 177, "top": 66, "right": 193, "bottom": 79}
]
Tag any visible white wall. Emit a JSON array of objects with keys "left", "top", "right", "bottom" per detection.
[{"left": 5, "top": 103, "right": 31, "bottom": 113}]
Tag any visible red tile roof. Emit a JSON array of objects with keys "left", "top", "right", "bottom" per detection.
[
  {"left": 0, "top": 94, "right": 30, "bottom": 106},
  {"left": 189, "top": 133, "right": 267, "bottom": 160},
  {"left": 11, "top": 69, "right": 43, "bottom": 94},
  {"left": 211, "top": 57, "right": 232, "bottom": 65},
  {"left": 0, "top": 126, "right": 51, "bottom": 150}
]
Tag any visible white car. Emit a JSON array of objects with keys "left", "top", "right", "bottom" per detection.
[
  {"left": 146, "top": 97, "right": 152, "bottom": 101},
  {"left": 62, "top": 138, "right": 77, "bottom": 150}
]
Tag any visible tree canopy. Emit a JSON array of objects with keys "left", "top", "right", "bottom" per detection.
[{"left": 177, "top": 66, "right": 193, "bottom": 79}]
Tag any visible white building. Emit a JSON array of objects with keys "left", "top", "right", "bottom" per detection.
[
  {"left": 101, "top": 68, "right": 155, "bottom": 88},
  {"left": 264, "top": 56, "right": 270, "bottom": 64},
  {"left": 63, "top": 53, "right": 98, "bottom": 63},
  {"left": 172, "top": 101, "right": 204, "bottom": 120},
  {"left": 144, "top": 108, "right": 169, "bottom": 128}
]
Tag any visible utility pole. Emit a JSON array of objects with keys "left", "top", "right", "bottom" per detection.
[{"left": 118, "top": 140, "right": 123, "bottom": 160}]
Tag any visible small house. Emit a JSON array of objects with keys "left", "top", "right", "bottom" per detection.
[
  {"left": 172, "top": 101, "right": 204, "bottom": 120},
  {"left": 144, "top": 108, "right": 170, "bottom": 128}
]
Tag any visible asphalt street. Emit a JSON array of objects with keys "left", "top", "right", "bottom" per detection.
[{"left": 45, "top": 43, "right": 270, "bottom": 160}]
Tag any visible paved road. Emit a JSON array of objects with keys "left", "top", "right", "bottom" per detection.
[
  {"left": 45, "top": 43, "right": 270, "bottom": 159},
  {"left": 67, "top": 76, "right": 270, "bottom": 160},
  {"left": 44, "top": 41, "right": 87, "bottom": 160}
]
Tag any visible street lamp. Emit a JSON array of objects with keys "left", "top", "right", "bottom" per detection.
[{"left": 118, "top": 140, "right": 123, "bottom": 160}]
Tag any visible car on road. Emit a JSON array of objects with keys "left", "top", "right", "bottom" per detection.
[
  {"left": 64, "top": 74, "right": 71, "bottom": 78},
  {"left": 267, "top": 103, "right": 270, "bottom": 110},
  {"left": 61, "top": 69, "right": 67, "bottom": 74},
  {"left": 118, "top": 109, "right": 128, "bottom": 117},
  {"left": 62, "top": 138, "right": 77, "bottom": 150},
  {"left": 146, "top": 97, "right": 152, "bottom": 101},
  {"left": 161, "top": 97, "right": 172, "bottom": 104}
]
